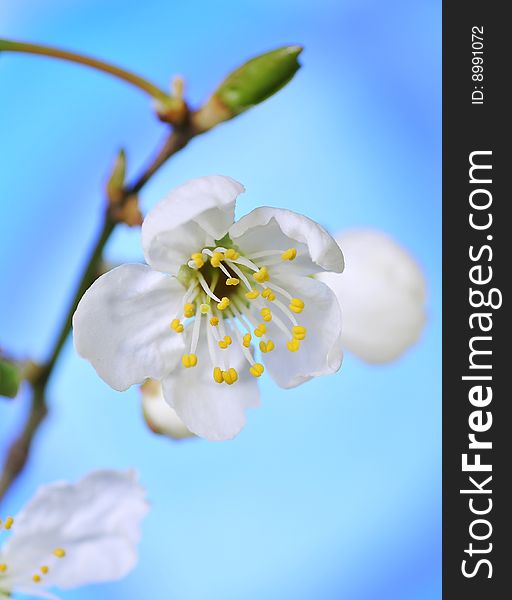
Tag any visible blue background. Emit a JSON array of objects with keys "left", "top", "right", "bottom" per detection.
[{"left": 0, "top": 1, "right": 441, "bottom": 598}]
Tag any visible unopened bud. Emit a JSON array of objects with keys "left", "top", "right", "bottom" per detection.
[{"left": 193, "top": 45, "right": 303, "bottom": 132}]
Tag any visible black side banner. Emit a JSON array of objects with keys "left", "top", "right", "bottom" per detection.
[{"left": 443, "top": 2, "right": 509, "bottom": 598}]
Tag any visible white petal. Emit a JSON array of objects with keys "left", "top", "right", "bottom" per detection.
[
  {"left": 162, "top": 327, "right": 260, "bottom": 441},
  {"left": 142, "top": 175, "right": 244, "bottom": 273},
  {"left": 317, "top": 229, "right": 427, "bottom": 363},
  {"left": 141, "top": 380, "right": 195, "bottom": 440},
  {"left": 2, "top": 470, "right": 148, "bottom": 590},
  {"left": 261, "top": 275, "right": 343, "bottom": 388},
  {"left": 73, "top": 264, "right": 186, "bottom": 391},
  {"left": 229, "top": 207, "right": 344, "bottom": 275}
]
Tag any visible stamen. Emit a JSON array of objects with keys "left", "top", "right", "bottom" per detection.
[
  {"left": 259, "top": 340, "right": 275, "bottom": 353},
  {"left": 190, "top": 308, "right": 203, "bottom": 355},
  {"left": 261, "top": 288, "right": 276, "bottom": 302},
  {"left": 287, "top": 338, "right": 301, "bottom": 352},
  {"left": 289, "top": 298, "right": 305, "bottom": 314},
  {"left": 41, "top": 566, "right": 49, "bottom": 574},
  {"left": 224, "top": 248, "right": 240, "bottom": 260},
  {"left": 224, "top": 261, "right": 252, "bottom": 290},
  {"left": 247, "top": 250, "right": 282, "bottom": 260},
  {"left": 292, "top": 326, "right": 307, "bottom": 340},
  {"left": 217, "top": 297, "right": 230, "bottom": 311},
  {"left": 200, "top": 303, "right": 210, "bottom": 314},
  {"left": 4, "top": 517, "right": 13, "bottom": 530},
  {"left": 281, "top": 248, "right": 297, "bottom": 261},
  {"left": 222, "top": 368, "right": 238, "bottom": 385},
  {"left": 260, "top": 308, "right": 272, "bottom": 322},
  {"left": 183, "top": 303, "right": 195, "bottom": 318},
  {"left": 218, "top": 335, "right": 232, "bottom": 349},
  {"left": 245, "top": 290, "right": 259, "bottom": 300},
  {"left": 243, "top": 333, "right": 252, "bottom": 348},
  {"left": 210, "top": 316, "right": 219, "bottom": 326},
  {"left": 264, "top": 281, "right": 292, "bottom": 300},
  {"left": 210, "top": 251, "right": 224, "bottom": 268},
  {"left": 271, "top": 298, "right": 298, "bottom": 326},
  {"left": 253, "top": 266, "right": 269, "bottom": 283},
  {"left": 249, "top": 363, "right": 265, "bottom": 378},
  {"left": 191, "top": 252, "right": 205, "bottom": 269},
  {"left": 53, "top": 548, "right": 66, "bottom": 558},
  {"left": 226, "top": 278, "right": 240, "bottom": 286},
  {"left": 170, "top": 318, "right": 184, "bottom": 333},
  {"left": 254, "top": 323, "right": 266, "bottom": 338},
  {"left": 197, "top": 272, "right": 221, "bottom": 302},
  {"left": 213, "top": 367, "right": 223, "bottom": 383},
  {"left": 181, "top": 354, "right": 198, "bottom": 368},
  {"left": 32, "top": 574, "right": 41, "bottom": 583},
  {"left": 0, "top": 564, "right": 7, "bottom": 572}
]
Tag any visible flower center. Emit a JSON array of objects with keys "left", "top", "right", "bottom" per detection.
[
  {"left": 171, "top": 241, "right": 306, "bottom": 384},
  {"left": 0, "top": 515, "right": 66, "bottom": 588}
]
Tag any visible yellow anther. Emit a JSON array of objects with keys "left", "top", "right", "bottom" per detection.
[
  {"left": 222, "top": 368, "right": 238, "bottom": 385},
  {"left": 41, "top": 566, "right": 49, "bottom": 574},
  {"left": 4, "top": 517, "right": 13, "bottom": 530},
  {"left": 170, "top": 319, "right": 184, "bottom": 333},
  {"left": 253, "top": 266, "right": 269, "bottom": 283},
  {"left": 260, "top": 340, "right": 275, "bottom": 353},
  {"left": 292, "top": 326, "right": 307, "bottom": 340},
  {"left": 281, "top": 247, "right": 297, "bottom": 261},
  {"left": 226, "top": 277, "right": 240, "bottom": 286},
  {"left": 53, "top": 548, "right": 66, "bottom": 558},
  {"left": 32, "top": 574, "right": 41, "bottom": 583},
  {"left": 254, "top": 324, "right": 266, "bottom": 338},
  {"left": 243, "top": 333, "right": 252, "bottom": 348},
  {"left": 250, "top": 363, "right": 265, "bottom": 378},
  {"left": 181, "top": 354, "right": 198, "bottom": 368},
  {"left": 289, "top": 298, "right": 305, "bottom": 313},
  {"left": 210, "top": 316, "right": 219, "bottom": 326},
  {"left": 210, "top": 251, "right": 224, "bottom": 268},
  {"left": 261, "top": 288, "right": 276, "bottom": 301},
  {"left": 191, "top": 252, "right": 204, "bottom": 269},
  {"left": 224, "top": 248, "right": 240, "bottom": 260},
  {"left": 245, "top": 290, "right": 259, "bottom": 300},
  {"left": 213, "top": 367, "right": 223, "bottom": 384},
  {"left": 260, "top": 308, "right": 272, "bottom": 322},
  {"left": 183, "top": 303, "right": 195, "bottom": 318},
  {"left": 217, "top": 297, "right": 230, "bottom": 311},
  {"left": 287, "top": 338, "right": 301, "bottom": 352},
  {"left": 200, "top": 303, "right": 210, "bottom": 314},
  {"left": 0, "top": 564, "right": 7, "bottom": 573},
  {"left": 218, "top": 336, "right": 232, "bottom": 349}
]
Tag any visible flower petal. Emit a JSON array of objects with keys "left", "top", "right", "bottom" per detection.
[
  {"left": 260, "top": 274, "right": 343, "bottom": 388},
  {"left": 229, "top": 207, "right": 344, "bottom": 275},
  {"left": 2, "top": 470, "right": 148, "bottom": 590},
  {"left": 141, "top": 380, "right": 195, "bottom": 440},
  {"left": 73, "top": 264, "right": 185, "bottom": 391},
  {"left": 317, "top": 229, "right": 427, "bottom": 363},
  {"left": 162, "top": 326, "right": 260, "bottom": 441},
  {"left": 142, "top": 175, "right": 244, "bottom": 273}
]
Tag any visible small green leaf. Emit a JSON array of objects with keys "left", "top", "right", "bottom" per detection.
[{"left": 0, "top": 358, "right": 21, "bottom": 399}]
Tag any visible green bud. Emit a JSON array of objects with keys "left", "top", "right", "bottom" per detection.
[
  {"left": 106, "top": 149, "right": 126, "bottom": 205},
  {"left": 193, "top": 45, "right": 303, "bottom": 131},
  {"left": 0, "top": 358, "right": 21, "bottom": 399}
]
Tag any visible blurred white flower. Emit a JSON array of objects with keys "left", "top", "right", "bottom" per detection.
[
  {"left": 141, "top": 379, "right": 195, "bottom": 440},
  {"left": 317, "top": 229, "right": 427, "bottom": 363},
  {"left": 73, "top": 175, "right": 344, "bottom": 441},
  {"left": 0, "top": 470, "right": 148, "bottom": 599}
]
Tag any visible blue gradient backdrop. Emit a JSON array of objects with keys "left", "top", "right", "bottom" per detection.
[{"left": 0, "top": 1, "right": 441, "bottom": 598}]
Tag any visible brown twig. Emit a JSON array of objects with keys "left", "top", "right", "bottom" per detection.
[{"left": 0, "top": 123, "right": 196, "bottom": 503}]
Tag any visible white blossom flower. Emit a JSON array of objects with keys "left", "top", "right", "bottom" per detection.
[
  {"left": 73, "top": 175, "right": 344, "bottom": 441},
  {"left": 0, "top": 470, "right": 148, "bottom": 599},
  {"left": 141, "top": 379, "right": 195, "bottom": 440},
  {"left": 316, "top": 229, "right": 427, "bottom": 363}
]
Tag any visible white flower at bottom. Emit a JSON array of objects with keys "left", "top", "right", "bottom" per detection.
[
  {"left": 0, "top": 470, "right": 148, "bottom": 599},
  {"left": 316, "top": 229, "right": 427, "bottom": 363},
  {"left": 73, "top": 175, "right": 344, "bottom": 441}
]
